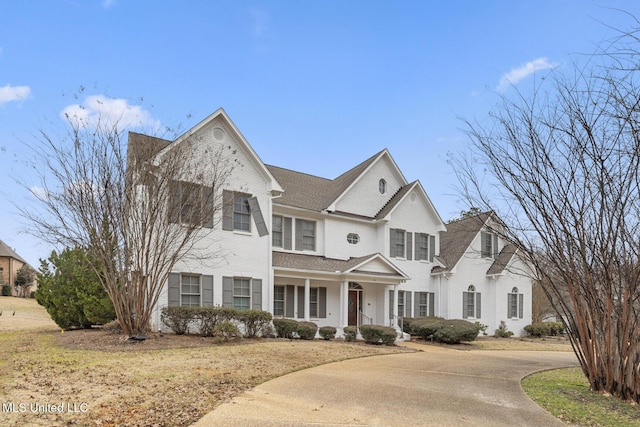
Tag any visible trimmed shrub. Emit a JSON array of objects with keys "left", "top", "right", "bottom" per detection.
[
  {"left": 160, "top": 306, "right": 196, "bottom": 335},
  {"left": 411, "top": 317, "right": 479, "bottom": 344},
  {"left": 273, "top": 318, "right": 299, "bottom": 339},
  {"left": 411, "top": 317, "right": 446, "bottom": 340},
  {"left": 402, "top": 317, "right": 416, "bottom": 334},
  {"left": 1, "top": 285, "right": 11, "bottom": 296},
  {"left": 319, "top": 326, "right": 337, "bottom": 340},
  {"left": 474, "top": 321, "right": 488, "bottom": 336},
  {"left": 432, "top": 319, "right": 479, "bottom": 344},
  {"left": 297, "top": 321, "right": 318, "bottom": 340},
  {"left": 359, "top": 324, "right": 397, "bottom": 345},
  {"left": 237, "top": 309, "right": 273, "bottom": 338},
  {"left": 494, "top": 320, "right": 514, "bottom": 338},
  {"left": 195, "top": 306, "right": 238, "bottom": 337},
  {"left": 343, "top": 326, "right": 357, "bottom": 342},
  {"left": 215, "top": 320, "right": 239, "bottom": 341},
  {"left": 525, "top": 321, "right": 564, "bottom": 337}
]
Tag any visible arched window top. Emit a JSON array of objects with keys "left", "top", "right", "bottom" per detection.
[
  {"left": 349, "top": 282, "right": 363, "bottom": 290},
  {"left": 511, "top": 287, "right": 519, "bottom": 294},
  {"left": 379, "top": 179, "right": 387, "bottom": 194},
  {"left": 467, "top": 285, "right": 476, "bottom": 292}
]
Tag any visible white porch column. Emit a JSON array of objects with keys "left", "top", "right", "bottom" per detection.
[
  {"left": 393, "top": 284, "right": 399, "bottom": 328},
  {"left": 340, "top": 280, "right": 348, "bottom": 327},
  {"left": 304, "top": 278, "right": 310, "bottom": 321}
]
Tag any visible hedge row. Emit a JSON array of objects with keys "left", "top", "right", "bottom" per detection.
[
  {"left": 160, "top": 306, "right": 272, "bottom": 338},
  {"left": 272, "top": 318, "right": 319, "bottom": 340},
  {"left": 524, "top": 322, "right": 564, "bottom": 337},
  {"left": 410, "top": 317, "right": 479, "bottom": 344}
]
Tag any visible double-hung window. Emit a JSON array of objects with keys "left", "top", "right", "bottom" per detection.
[
  {"left": 233, "top": 278, "right": 251, "bottom": 310},
  {"left": 417, "top": 292, "right": 435, "bottom": 317},
  {"left": 180, "top": 274, "right": 201, "bottom": 307},
  {"left": 481, "top": 230, "right": 499, "bottom": 258},
  {"left": 295, "top": 219, "right": 316, "bottom": 251},
  {"left": 391, "top": 229, "right": 406, "bottom": 258},
  {"left": 508, "top": 287, "right": 524, "bottom": 319},
  {"left": 463, "top": 285, "right": 481, "bottom": 319},
  {"left": 274, "top": 285, "right": 285, "bottom": 316},
  {"left": 416, "top": 233, "right": 429, "bottom": 260},
  {"left": 309, "top": 288, "right": 319, "bottom": 318},
  {"left": 233, "top": 195, "right": 251, "bottom": 232}
]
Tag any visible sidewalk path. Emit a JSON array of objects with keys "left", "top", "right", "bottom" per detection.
[{"left": 193, "top": 343, "right": 578, "bottom": 426}]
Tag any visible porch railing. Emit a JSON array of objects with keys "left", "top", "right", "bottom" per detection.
[
  {"left": 390, "top": 314, "right": 403, "bottom": 332},
  {"left": 358, "top": 310, "right": 373, "bottom": 327}
]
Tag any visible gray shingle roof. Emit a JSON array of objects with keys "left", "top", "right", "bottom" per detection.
[
  {"left": 272, "top": 251, "right": 407, "bottom": 278},
  {"left": 487, "top": 243, "right": 517, "bottom": 275},
  {"left": 266, "top": 150, "right": 385, "bottom": 212},
  {"left": 0, "top": 240, "right": 27, "bottom": 264}
]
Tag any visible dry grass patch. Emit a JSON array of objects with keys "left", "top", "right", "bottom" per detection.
[{"left": 0, "top": 298, "right": 411, "bottom": 426}]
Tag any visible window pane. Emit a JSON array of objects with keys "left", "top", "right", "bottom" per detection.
[
  {"left": 272, "top": 216, "right": 283, "bottom": 247},
  {"left": 234, "top": 196, "right": 251, "bottom": 231}
]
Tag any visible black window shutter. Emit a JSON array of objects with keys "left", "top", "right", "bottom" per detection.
[
  {"left": 248, "top": 197, "right": 269, "bottom": 237},
  {"left": 389, "top": 229, "right": 396, "bottom": 257},
  {"left": 283, "top": 217, "right": 292, "bottom": 250},
  {"left": 202, "top": 275, "right": 214, "bottom": 306},
  {"left": 297, "top": 286, "right": 305, "bottom": 318},
  {"left": 295, "top": 219, "right": 303, "bottom": 251},
  {"left": 429, "top": 235, "right": 436, "bottom": 261},
  {"left": 222, "top": 190, "right": 233, "bottom": 231},
  {"left": 168, "top": 273, "right": 180, "bottom": 307},
  {"left": 252, "top": 279, "right": 262, "bottom": 310},
  {"left": 222, "top": 276, "right": 233, "bottom": 307},
  {"left": 202, "top": 186, "right": 214, "bottom": 228},
  {"left": 462, "top": 292, "right": 469, "bottom": 318},
  {"left": 285, "top": 285, "right": 295, "bottom": 317},
  {"left": 519, "top": 294, "right": 524, "bottom": 319},
  {"left": 389, "top": 290, "right": 394, "bottom": 319},
  {"left": 319, "top": 287, "right": 327, "bottom": 318},
  {"left": 428, "top": 292, "right": 435, "bottom": 317}
]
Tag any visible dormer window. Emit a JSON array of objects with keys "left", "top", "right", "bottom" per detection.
[
  {"left": 379, "top": 179, "right": 387, "bottom": 194},
  {"left": 481, "top": 230, "right": 499, "bottom": 258}
]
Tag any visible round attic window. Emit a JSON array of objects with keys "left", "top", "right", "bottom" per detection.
[
  {"left": 347, "top": 233, "right": 360, "bottom": 244},
  {"left": 379, "top": 179, "right": 387, "bottom": 194},
  {"left": 213, "top": 127, "right": 225, "bottom": 141}
]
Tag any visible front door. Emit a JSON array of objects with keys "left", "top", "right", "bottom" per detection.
[{"left": 348, "top": 289, "right": 362, "bottom": 326}]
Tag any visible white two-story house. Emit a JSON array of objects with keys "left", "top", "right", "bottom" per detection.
[{"left": 131, "top": 108, "right": 532, "bottom": 337}]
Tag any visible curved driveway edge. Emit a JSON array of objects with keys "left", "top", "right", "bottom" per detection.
[{"left": 193, "top": 343, "right": 577, "bottom": 426}]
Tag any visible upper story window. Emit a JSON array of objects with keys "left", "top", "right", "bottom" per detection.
[
  {"left": 272, "top": 215, "right": 283, "bottom": 247},
  {"left": 347, "top": 233, "right": 360, "bottom": 244},
  {"left": 390, "top": 228, "right": 406, "bottom": 258},
  {"left": 295, "top": 219, "right": 316, "bottom": 251},
  {"left": 169, "top": 181, "right": 214, "bottom": 228},
  {"left": 233, "top": 195, "right": 251, "bottom": 232},
  {"left": 481, "top": 230, "right": 499, "bottom": 258},
  {"left": 379, "top": 179, "right": 387, "bottom": 194}
]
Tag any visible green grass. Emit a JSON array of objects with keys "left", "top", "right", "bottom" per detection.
[{"left": 523, "top": 367, "right": 640, "bottom": 426}]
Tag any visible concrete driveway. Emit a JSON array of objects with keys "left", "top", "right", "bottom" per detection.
[{"left": 193, "top": 342, "right": 578, "bottom": 426}]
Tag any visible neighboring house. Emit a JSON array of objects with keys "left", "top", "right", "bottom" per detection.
[
  {"left": 130, "top": 108, "right": 532, "bottom": 336},
  {"left": 432, "top": 212, "right": 533, "bottom": 336},
  {"left": 0, "top": 239, "right": 36, "bottom": 297}
]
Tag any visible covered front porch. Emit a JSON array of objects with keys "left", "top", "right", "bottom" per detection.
[{"left": 272, "top": 252, "right": 409, "bottom": 334}]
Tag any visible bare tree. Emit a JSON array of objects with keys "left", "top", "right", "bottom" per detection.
[
  {"left": 458, "top": 26, "right": 640, "bottom": 402},
  {"left": 19, "top": 107, "right": 234, "bottom": 335}
]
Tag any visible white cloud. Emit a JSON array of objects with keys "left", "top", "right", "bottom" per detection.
[
  {"left": 102, "top": 0, "right": 117, "bottom": 9},
  {"left": 0, "top": 85, "right": 31, "bottom": 106},
  {"left": 60, "top": 95, "right": 162, "bottom": 132},
  {"left": 496, "top": 57, "right": 559, "bottom": 92}
]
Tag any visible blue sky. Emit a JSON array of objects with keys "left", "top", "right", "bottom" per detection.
[{"left": 0, "top": 0, "right": 636, "bottom": 266}]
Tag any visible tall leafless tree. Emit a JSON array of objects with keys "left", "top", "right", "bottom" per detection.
[
  {"left": 458, "top": 25, "right": 640, "bottom": 402},
  {"left": 19, "top": 108, "right": 234, "bottom": 335}
]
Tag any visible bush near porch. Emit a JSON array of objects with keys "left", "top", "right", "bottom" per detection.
[
  {"left": 359, "top": 325, "right": 397, "bottom": 345},
  {"left": 411, "top": 317, "right": 479, "bottom": 344}
]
